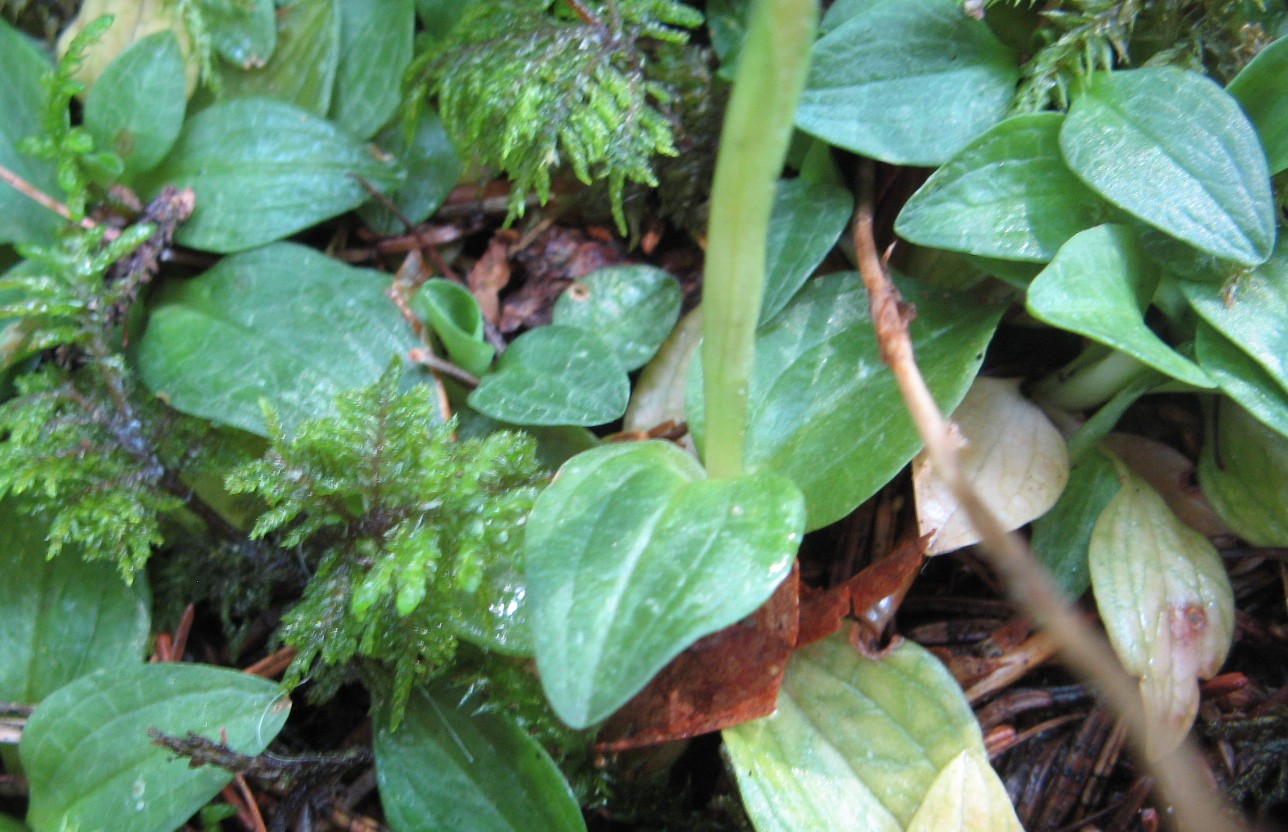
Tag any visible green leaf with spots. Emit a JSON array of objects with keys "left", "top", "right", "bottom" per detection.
[
  {"left": 552, "top": 265, "right": 682, "bottom": 371},
  {"left": 467, "top": 326, "right": 629, "bottom": 427},
  {"left": 525, "top": 441, "right": 803, "bottom": 727}
]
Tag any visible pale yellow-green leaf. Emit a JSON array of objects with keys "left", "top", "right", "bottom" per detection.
[
  {"left": 914, "top": 377, "right": 1068, "bottom": 554},
  {"left": 1090, "top": 456, "right": 1235, "bottom": 757},
  {"left": 623, "top": 307, "right": 701, "bottom": 455},
  {"left": 905, "top": 750, "right": 1023, "bottom": 832},
  {"left": 58, "top": 0, "right": 198, "bottom": 96},
  {"left": 1199, "top": 399, "right": 1288, "bottom": 546},
  {"left": 723, "top": 630, "right": 984, "bottom": 831}
]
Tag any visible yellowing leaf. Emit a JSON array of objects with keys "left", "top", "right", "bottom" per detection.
[
  {"left": 905, "top": 750, "right": 1022, "bottom": 832},
  {"left": 1090, "top": 456, "right": 1235, "bottom": 757},
  {"left": 914, "top": 377, "right": 1068, "bottom": 555},
  {"left": 58, "top": 0, "right": 198, "bottom": 97},
  {"left": 624, "top": 307, "right": 701, "bottom": 454}
]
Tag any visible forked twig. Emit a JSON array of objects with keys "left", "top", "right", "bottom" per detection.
[{"left": 852, "top": 161, "right": 1245, "bottom": 832}]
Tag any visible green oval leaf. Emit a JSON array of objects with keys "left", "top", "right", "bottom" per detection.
[
  {"left": 1199, "top": 399, "right": 1288, "bottom": 547},
  {"left": 84, "top": 31, "right": 186, "bottom": 178},
  {"left": 358, "top": 107, "right": 462, "bottom": 235},
  {"left": 374, "top": 684, "right": 585, "bottom": 832},
  {"left": 136, "top": 242, "right": 428, "bottom": 436},
  {"left": 201, "top": 0, "right": 276, "bottom": 68},
  {"left": 413, "top": 278, "right": 495, "bottom": 377},
  {"left": 1026, "top": 225, "right": 1214, "bottom": 388},
  {"left": 724, "top": 633, "right": 986, "bottom": 831},
  {"left": 689, "top": 273, "right": 1002, "bottom": 531},
  {"left": 330, "top": 0, "right": 414, "bottom": 139},
  {"left": 796, "top": 0, "right": 1019, "bottom": 166},
  {"left": 1060, "top": 67, "right": 1275, "bottom": 266},
  {"left": 467, "top": 326, "right": 629, "bottom": 427},
  {"left": 1228, "top": 34, "right": 1288, "bottom": 174},
  {"left": 1195, "top": 321, "right": 1288, "bottom": 438},
  {"left": 139, "top": 98, "right": 402, "bottom": 253},
  {"left": 21, "top": 664, "right": 290, "bottom": 832},
  {"left": 761, "top": 178, "right": 854, "bottom": 323},
  {"left": 1090, "top": 457, "right": 1235, "bottom": 757},
  {"left": 1181, "top": 241, "right": 1288, "bottom": 398},
  {"left": 552, "top": 265, "right": 682, "bottom": 371},
  {"left": 213, "top": 0, "right": 339, "bottom": 115},
  {"left": 0, "top": 499, "right": 150, "bottom": 704},
  {"left": 896, "top": 113, "right": 1106, "bottom": 263},
  {"left": 0, "top": 20, "right": 60, "bottom": 245},
  {"left": 525, "top": 441, "right": 803, "bottom": 727},
  {"left": 1030, "top": 447, "right": 1120, "bottom": 599}
]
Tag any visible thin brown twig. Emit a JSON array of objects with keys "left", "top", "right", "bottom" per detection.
[
  {"left": 0, "top": 161, "right": 98, "bottom": 232},
  {"left": 851, "top": 160, "right": 1246, "bottom": 832}
]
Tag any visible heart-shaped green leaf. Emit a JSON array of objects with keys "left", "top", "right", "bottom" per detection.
[
  {"left": 1061, "top": 68, "right": 1275, "bottom": 266},
  {"left": 905, "top": 750, "right": 1023, "bottom": 832},
  {"left": 1181, "top": 241, "right": 1288, "bottom": 398},
  {"left": 0, "top": 20, "right": 60, "bottom": 246},
  {"left": 689, "top": 273, "right": 1002, "bottom": 531},
  {"left": 83, "top": 31, "right": 186, "bottom": 178},
  {"left": 1199, "top": 399, "right": 1288, "bottom": 547},
  {"left": 761, "top": 178, "right": 853, "bottom": 323},
  {"left": 1026, "top": 225, "right": 1213, "bottom": 388},
  {"left": 468, "top": 326, "right": 629, "bottom": 427},
  {"left": 0, "top": 499, "right": 151, "bottom": 705},
  {"left": 1195, "top": 322, "right": 1288, "bottom": 441},
  {"left": 724, "top": 632, "right": 986, "bottom": 831},
  {"left": 331, "top": 0, "right": 414, "bottom": 139},
  {"left": 896, "top": 113, "right": 1105, "bottom": 263},
  {"left": 412, "top": 278, "right": 495, "bottom": 377},
  {"left": 375, "top": 684, "right": 586, "bottom": 832},
  {"left": 552, "top": 265, "right": 682, "bottom": 371},
  {"left": 21, "top": 664, "right": 290, "bottom": 832},
  {"left": 138, "top": 98, "right": 402, "bottom": 253},
  {"left": 136, "top": 242, "right": 429, "bottom": 436},
  {"left": 1228, "top": 35, "right": 1288, "bottom": 174},
  {"left": 202, "top": 0, "right": 276, "bottom": 67},
  {"left": 1090, "top": 457, "right": 1234, "bottom": 757},
  {"left": 796, "top": 0, "right": 1018, "bottom": 166},
  {"left": 525, "top": 441, "right": 803, "bottom": 727},
  {"left": 212, "top": 0, "right": 339, "bottom": 115}
]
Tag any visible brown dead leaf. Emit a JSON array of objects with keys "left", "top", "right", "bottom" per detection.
[
  {"left": 468, "top": 233, "right": 515, "bottom": 325},
  {"left": 595, "top": 565, "right": 799, "bottom": 752}
]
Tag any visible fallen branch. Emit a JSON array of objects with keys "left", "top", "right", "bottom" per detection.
[{"left": 852, "top": 160, "right": 1246, "bottom": 832}]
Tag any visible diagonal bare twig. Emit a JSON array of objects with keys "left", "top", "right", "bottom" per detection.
[{"left": 852, "top": 160, "right": 1247, "bottom": 832}]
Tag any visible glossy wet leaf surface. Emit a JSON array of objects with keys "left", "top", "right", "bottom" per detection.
[
  {"left": 21, "top": 664, "right": 289, "bottom": 832},
  {"left": 552, "top": 265, "right": 682, "bottom": 371},
  {"left": 0, "top": 499, "right": 150, "bottom": 704},
  {"left": 136, "top": 243, "right": 429, "bottom": 436},
  {"left": 690, "top": 273, "right": 1002, "bottom": 531},
  {"left": 330, "top": 0, "right": 414, "bottom": 139},
  {"left": 468, "top": 326, "right": 629, "bottom": 427},
  {"left": 139, "top": 98, "right": 402, "bottom": 253},
  {"left": 797, "top": 0, "right": 1018, "bottom": 166},
  {"left": 524, "top": 440, "right": 803, "bottom": 727},
  {"left": 375, "top": 684, "right": 585, "bottom": 832},
  {"left": 1027, "top": 225, "right": 1213, "bottom": 388},
  {"left": 1228, "top": 34, "right": 1288, "bottom": 174},
  {"left": 896, "top": 113, "right": 1105, "bottom": 263},
  {"left": 724, "top": 632, "right": 988, "bottom": 831},
  {"left": 83, "top": 31, "right": 186, "bottom": 177},
  {"left": 760, "top": 178, "right": 854, "bottom": 322},
  {"left": 1061, "top": 68, "right": 1275, "bottom": 266}
]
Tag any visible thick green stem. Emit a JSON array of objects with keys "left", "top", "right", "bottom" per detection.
[
  {"left": 1034, "top": 346, "right": 1151, "bottom": 411},
  {"left": 702, "top": 0, "right": 816, "bottom": 480}
]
